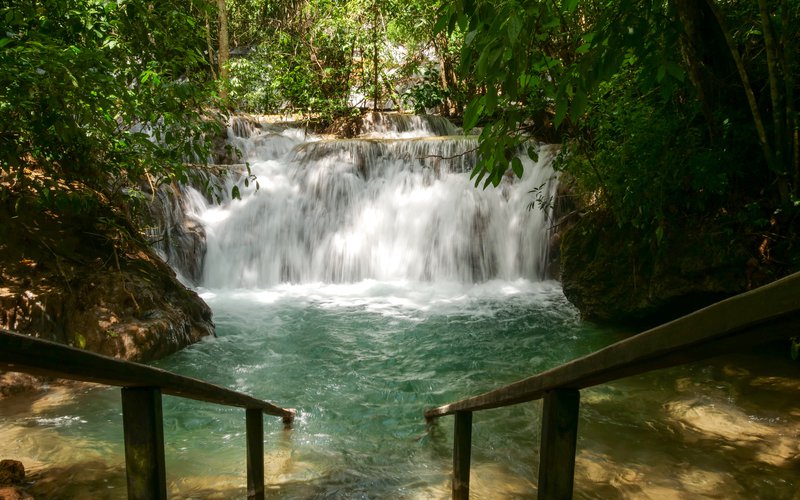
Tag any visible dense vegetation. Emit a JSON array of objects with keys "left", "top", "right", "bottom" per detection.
[
  {"left": 2, "top": 0, "right": 798, "bottom": 288},
  {"left": 447, "top": 0, "right": 799, "bottom": 280},
  {"left": 1, "top": 0, "right": 227, "bottom": 211}
]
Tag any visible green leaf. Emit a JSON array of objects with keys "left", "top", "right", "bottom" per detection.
[
  {"left": 485, "top": 87, "right": 497, "bottom": 114},
  {"left": 433, "top": 12, "right": 449, "bottom": 34},
  {"left": 511, "top": 157, "right": 524, "bottom": 178},
  {"left": 231, "top": 185, "right": 241, "bottom": 200},
  {"left": 554, "top": 96, "right": 568, "bottom": 128},
  {"left": 527, "top": 146, "right": 539, "bottom": 162},
  {"left": 655, "top": 225, "right": 664, "bottom": 244},
  {"left": 666, "top": 61, "right": 684, "bottom": 81},
  {"left": 463, "top": 97, "right": 484, "bottom": 131},
  {"left": 571, "top": 89, "right": 588, "bottom": 121},
  {"left": 564, "top": 0, "right": 580, "bottom": 12},
  {"left": 506, "top": 15, "right": 522, "bottom": 41},
  {"left": 464, "top": 30, "right": 478, "bottom": 46},
  {"left": 656, "top": 64, "right": 666, "bottom": 82}
]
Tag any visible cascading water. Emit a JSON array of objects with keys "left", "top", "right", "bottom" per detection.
[
  {"left": 199, "top": 120, "right": 558, "bottom": 288},
  {"left": 3, "top": 114, "right": 798, "bottom": 500}
]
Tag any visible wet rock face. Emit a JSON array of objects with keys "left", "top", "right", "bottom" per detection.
[
  {"left": 60, "top": 252, "right": 214, "bottom": 361},
  {"left": 0, "top": 193, "right": 215, "bottom": 388},
  {"left": 0, "top": 460, "right": 30, "bottom": 500},
  {"left": 559, "top": 212, "right": 752, "bottom": 327},
  {"left": 139, "top": 182, "right": 207, "bottom": 285}
]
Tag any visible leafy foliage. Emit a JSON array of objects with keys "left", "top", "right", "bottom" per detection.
[
  {"left": 0, "top": 0, "right": 224, "bottom": 207},
  {"left": 438, "top": 0, "right": 799, "bottom": 264},
  {"left": 563, "top": 68, "right": 747, "bottom": 241},
  {"left": 223, "top": 0, "right": 457, "bottom": 118},
  {"left": 401, "top": 68, "right": 447, "bottom": 114}
]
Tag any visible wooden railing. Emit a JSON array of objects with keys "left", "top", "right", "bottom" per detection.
[
  {"left": 0, "top": 329, "right": 295, "bottom": 500},
  {"left": 425, "top": 272, "right": 800, "bottom": 499}
]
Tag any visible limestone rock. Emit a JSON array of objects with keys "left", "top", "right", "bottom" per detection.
[{"left": 0, "top": 189, "right": 215, "bottom": 396}]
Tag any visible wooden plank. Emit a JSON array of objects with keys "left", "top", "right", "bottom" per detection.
[
  {"left": 453, "top": 411, "right": 473, "bottom": 500},
  {"left": 121, "top": 387, "right": 167, "bottom": 500},
  {"left": 537, "top": 389, "right": 580, "bottom": 500},
  {"left": 246, "top": 408, "right": 265, "bottom": 500},
  {"left": 0, "top": 329, "right": 294, "bottom": 421},
  {"left": 425, "top": 272, "right": 800, "bottom": 419}
]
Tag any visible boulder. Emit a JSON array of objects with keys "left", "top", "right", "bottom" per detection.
[
  {"left": 559, "top": 212, "right": 755, "bottom": 327},
  {"left": 0, "top": 188, "right": 214, "bottom": 396}
]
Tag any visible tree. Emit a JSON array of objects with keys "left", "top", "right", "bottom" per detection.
[
  {"left": 218, "top": 0, "right": 230, "bottom": 85},
  {"left": 0, "top": 0, "right": 223, "bottom": 209},
  {"left": 221, "top": 0, "right": 457, "bottom": 118},
  {"left": 439, "top": 0, "right": 798, "bottom": 210},
  {"left": 437, "top": 0, "right": 798, "bottom": 272}
]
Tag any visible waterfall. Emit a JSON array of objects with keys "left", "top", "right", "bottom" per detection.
[{"left": 195, "top": 114, "right": 559, "bottom": 289}]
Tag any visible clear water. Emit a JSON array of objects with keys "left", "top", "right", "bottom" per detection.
[
  {"left": 2, "top": 115, "right": 798, "bottom": 498},
  {"left": 3, "top": 282, "right": 799, "bottom": 498}
]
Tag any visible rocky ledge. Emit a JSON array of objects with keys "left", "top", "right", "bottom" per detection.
[
  {"left": 0, "top": 188, "right": 214, "bottom": 397},
  {"left": 558, "top": 211, "right": 771, "bottom": 327}
]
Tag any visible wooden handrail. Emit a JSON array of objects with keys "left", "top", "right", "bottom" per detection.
[
  {"left": 424, "top": 271, "right": 800, "bottom": 499},
  {"left": 0, "top": 329, "right": 294, "bottom": 421},
  {"left": 0, "top": 329, "right": 295, "bottom": 499},
  {"left": 425, "top": 271, "right": 800, "bottom": 419}
]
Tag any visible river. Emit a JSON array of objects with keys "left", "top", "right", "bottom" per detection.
[{"left": 1, "top": 114, "right": 798, "bottom": 498}]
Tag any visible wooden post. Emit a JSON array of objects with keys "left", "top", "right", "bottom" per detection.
[
  {"left": 246, "top": 408, "right": 265, "bottom": 500},
  {"left": 453, "top": 411, "right": 473, "bottom": 500},
  {"left": 121, "top": 387, "right": 167, "bottom": 500},
  {"left": 537, "top": 389, "right": 580, "bottom": 500}
]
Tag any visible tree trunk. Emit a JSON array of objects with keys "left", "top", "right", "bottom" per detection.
[
  {"left": 779, "top": 0, "right": 799, "bottom": 192},
  {"left": 371, "top": 0, "right": 380, "bottom": 112},
  {"left": 673, "top": 0, "right": 718, "bottom": 137},
  {"left": 217, "top": 0, "right": 229, "bottom": 94},
  {"left": 703, "top": 0, "right": 776, "bottom": 185},
  {"left": 433, "top": 35, "right": 456, "bottom": 117},
  {"left": 204, "top": 14, "right": 217, "bottom": 79},
  {"left": 758, "top": 0, "right": 787, "bottom": 184}
]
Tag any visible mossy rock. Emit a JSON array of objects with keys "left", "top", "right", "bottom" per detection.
[{"left": 560, "top": 212, "right": 753, "bottom": 327}]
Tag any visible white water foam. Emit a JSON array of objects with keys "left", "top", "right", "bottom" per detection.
[
  {"left": 197, "top": 114, "right": 560, "bottom": 290},
  {"left": 198, "top": 279, "right": 566, "bottom": 321}
]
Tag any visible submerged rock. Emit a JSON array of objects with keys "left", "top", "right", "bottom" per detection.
[
  {"left": 0, "top": 459, "right": 24, "bottom": 485},
  {"left": 0, "top": 486, "right": 32, "bottom": 500},
  {"left": 0, "top": 460, "right": 30, "bottom": 500}
]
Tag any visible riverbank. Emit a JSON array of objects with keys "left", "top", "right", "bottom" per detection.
[{"left": 0, "top": 181, "right": 214, "bottom": 398}]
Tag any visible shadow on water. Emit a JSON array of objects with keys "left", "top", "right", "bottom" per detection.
[
  {"left": 3, "top": 349, "right": 800, "bottom": 499},
  {"left": 572, "top": 347, "right": 800, "bottom": 499}
]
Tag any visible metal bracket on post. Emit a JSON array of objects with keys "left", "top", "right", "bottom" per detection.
[
  {"left": 537, "top": 389, "right": 580, "bottom": 500},
  {"left": 121, "top": 386, "right": 167, "bottom": 500},
  {"left": 246, "top": 408, "right": 265, "bottom": 500},
  {"left": 453, "top": 410, "right": 473, "bottom": 500}
]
